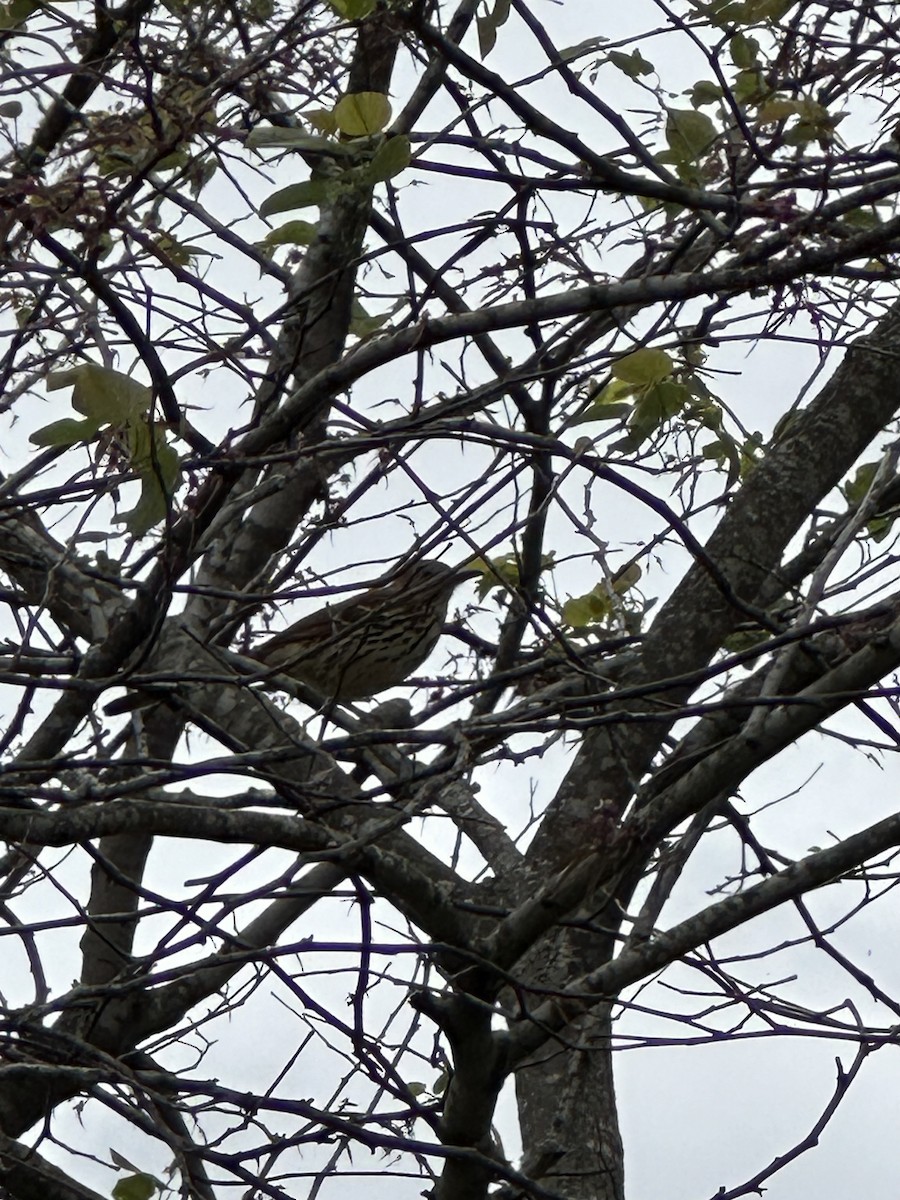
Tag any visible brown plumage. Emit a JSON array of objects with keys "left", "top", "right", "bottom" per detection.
[{"left": 249, "top": 559, "right": 478, "bottom": 701}]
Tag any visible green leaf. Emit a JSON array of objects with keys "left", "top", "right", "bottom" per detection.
[
  {"left": 259, "top": 219, "right": 319, "bottom": 248},
  {"left": 477, "top": 0, "right": 511, "bottom": 58},
  {"left": 29, "top": 417, "right": 101, "bottom": 448},
  {"left": 665, "top": 108, "right": 717, "bottom": 165},
  {"left": 612, "top": 348, "right": 674, "bottom": 387},
  {"left": 733, "top": 68, "right": 767, "bottom": 104},
  {"left": 333, "top": 92, "right": 391, "bottom": 136},
  {"left": 574, "top": 399, "right": 633, "bottom": 425},
  {"left": 471, "top": 552, "right": 554, "bottom": 600},
  {"left": 573, "top": 377, "right": 635, "bottom": 423},
  {"left": 305, "top": 109, "right": 340, "bottom": 137},
  {"left": 628, "top": 380, "right": 688, "bottom": 443},
  {"left": 32, "top": 363, "right": 182, "bottom": 535},
  {"left": 842, "top": 462, "right": 900, "bottom": 544},
  {"left": 47, "top": 365, "right": 151, "bottom": 426},
  {"left": 247, "top": 127, "right": 349, "bottom": 154},
  {"left": 115, "top": 437, "right": 181, "bottom": 537},
  {"left": 0, "top": 100, "right": 22, "bottom": 117},
  {"left": 800, "top": 97, "right": 836, "bottom": 125},
  {"left": 0, "top": 0, "right": 38, "bottom": 28},
  {"left": 738, "top": 432, "right": 764, "bottom": 476},
  {"left": 364, "top": 135, "right": 410, "bottom": 182},
  {"left": 781, "top": 98, "right": 843, "bottom": 146},
  {"left": 349, "top": 299, "right": 389, "bottom": 340},
  {"left": 112, "top": 1174, "right": 157, "bottom": 1200},
  {"left": 688, "top": 80, "right": 722, "bottom": 107},
  {"left": 608, "top": 48, "right": 654, "bottom": 79},
  {"left": 476, "top": 13, "right": 497, "bottom": 57},
  {"left": 155, "top": 148, "right": 190, "bottom": 173},
  {"left": 867, "top": 514, "right": 895, "bottom": 543},
  {"left": 723, "top": 627, "right": 771, "bottom": 653},
  {"left": 701, "top": 0, "right": 749, "bottom": 23},
  {"left": 730, "top": 32, "right": 759, "bottom": 69},
  {"left": 690, "top": 399, "right": 722, "bottom": 430},
  {"left": 563, "top": 586, "right": 613, "bottom": 629},
  {"left": 260, "top": 178, "right": 342, "bottom": 216},
  {"left": 154, "top": 233, "right": 211, "bottom": 268},
  {"left": 843, "top": 461, "right": 878, "bottom": 507},
  {"left": 557, "top": 36, "right": 608, "bottom": 64},
  {"left": 783, "top": 123, "right": 812, "bottom": 148},
  {"left": 109, "top": 1150, "right": 140, "bottom": 1173},
  {"left": 328, "top": 0, "right": 376, "bottom": 16},
  {"left": 126, "top": 418, "right": 177, "bottom": 478},
  {"left": 653, "top": 379, "right": 688, "bottom": 413},
  {"left": 702, "top": 435, "right": 743, "bottom": 488},
  {"left": 756, "top": 96, "right": 802, "bottom": 123},
  {"left": 744, "top": 0, "right": 793, "bottom": 17},
  {"left": 840, "top": 207, "right": 882, "bottom": 231},
  {"left": 642, "top": 379, "right": 686, "bottom": 417}
]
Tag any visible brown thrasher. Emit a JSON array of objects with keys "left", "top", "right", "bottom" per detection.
[{"left": 249, "top": 558, "right": 479, "bottom": 701}]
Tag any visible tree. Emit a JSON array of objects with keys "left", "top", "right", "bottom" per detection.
[{"left": 3, "top": 1, "right": 900, "bottom": 1197}]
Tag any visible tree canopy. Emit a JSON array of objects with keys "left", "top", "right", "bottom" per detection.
[{"left": 3, "top": 2, "right": 900, "bottom": 1199}]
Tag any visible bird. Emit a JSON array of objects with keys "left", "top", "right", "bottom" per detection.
[{"left": 247, "top": 558, "right": 480, "bottom": 702}]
